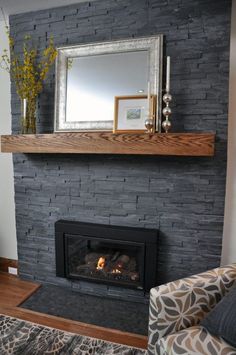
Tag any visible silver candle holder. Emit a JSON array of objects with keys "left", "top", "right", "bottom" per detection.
[
  {"left": 145, "top": 92, "right": 155, "bottom": 134},
  {"left": 162, "top": 56, "right": 172, "bottom": 133},
  {"left": 162, "top": 92, "right": 172, "bottom": 133},
  {"left": 145, "top": 116, "right": 154, "bottom": 133}
]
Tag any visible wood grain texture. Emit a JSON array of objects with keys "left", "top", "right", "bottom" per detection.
[
  {"left": 0, "top": 132, "right": 215, "bottom": 156},
  {"left": 0, "top": 257, "right": 18, "bottom": 273},
  {"left": 0, "top": 272, "right": 40, "bottom": 307}
]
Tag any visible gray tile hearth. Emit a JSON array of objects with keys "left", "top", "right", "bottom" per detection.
[{"left": 20, "top": 284, "right": 149, "bottom": 335}]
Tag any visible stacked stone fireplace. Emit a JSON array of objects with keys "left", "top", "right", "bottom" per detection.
[{"left": 10, "top": 0, "right": 231, "bottom": 299}]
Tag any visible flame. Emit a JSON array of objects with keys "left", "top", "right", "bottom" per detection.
[
  {"left": 97, "top": 257, "right": 106, "bottom": 270},
  {"left": 112, "top": 269, "right": 121, "bottom": 274}
]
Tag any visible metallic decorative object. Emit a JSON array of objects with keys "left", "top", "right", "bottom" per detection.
[
  {"left": 145, "top": 83, "right": 154, "bottom": 133},
  {"left": 162, "top": 117, "right": 172, "bottom": 133},
  {"left": 162, "top": 93, "right": 172, "bottom": 133},
  {"left": 145, "top": 117, "right": 154, "bottom": 133},
  {"left": 162, "top": 56, "right": 172, "bottom": 133},
  {"left": 145, "top": 94, "right": 156, "bottom": 133},
  {"left": 54, "top": 35, "right": 163, "bottom": 132}
]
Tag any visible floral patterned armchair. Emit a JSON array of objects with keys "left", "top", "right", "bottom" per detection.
[{"left": 148, "top": 264, "right": 236, "bottom": 355}]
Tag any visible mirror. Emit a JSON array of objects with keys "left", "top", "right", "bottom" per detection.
[{"left": 54, "top": 36, "right": 163, "bottom": 132}]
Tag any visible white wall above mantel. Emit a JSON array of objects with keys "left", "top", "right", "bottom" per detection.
[
  {"left": 221, "top": 0, "right": 236, "bottom": 266},
  {"left": 0, "top": 17, "right": 17, "bottom": 260}
]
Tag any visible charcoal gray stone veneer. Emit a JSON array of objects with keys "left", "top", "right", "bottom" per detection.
[
  {"left": 21, "top": 284, "right": 149, "bottom": 335},
  {"left": 10, "top": 0, "right": 231, "bottom": 297}
]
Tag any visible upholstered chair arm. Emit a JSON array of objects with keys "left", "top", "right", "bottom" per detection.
[{"left": 148, "top": 263, "right": 236, "bottom": 355}]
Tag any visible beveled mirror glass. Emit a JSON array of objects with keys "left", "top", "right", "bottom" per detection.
[{"left": 54, "top": 36, "right": 163, "bottom": 132}]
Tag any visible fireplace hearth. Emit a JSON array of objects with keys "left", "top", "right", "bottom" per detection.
[{"left": 55, "top": 220, "right": 158, "bottom": 292}]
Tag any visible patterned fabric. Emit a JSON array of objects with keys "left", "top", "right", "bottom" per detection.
[
  {"left": 148, "top": 263, "right": 236, "bottom": 355},
  {"left": 158, "top": 325, "right": 236, "bottom": 355},
  {"left": 0, "top": 314, "right": 147, "bottom": 354}
]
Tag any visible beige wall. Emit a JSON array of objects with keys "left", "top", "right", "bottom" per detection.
[
  {"left": 221, "top": 0, "right": 236, "bottom": 265},
  {"left": 0, "top": 17, "right": 17, "bottom": 259}
]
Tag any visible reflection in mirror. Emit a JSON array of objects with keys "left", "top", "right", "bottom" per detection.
[
  {"left": 54, "top": 36, "right": 163, "bottom": 132},
  {"left": 66, "top": 51, "right": 149, "bottom": 124}
]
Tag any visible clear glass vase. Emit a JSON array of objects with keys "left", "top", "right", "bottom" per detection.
[{"left": 21, "top": 97, "right": 37, "bottom": 134}]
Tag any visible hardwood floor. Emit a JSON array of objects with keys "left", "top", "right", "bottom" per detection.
[
  {"left": 0, "top": 272, "right": 40, "bottom": 307},
  {"left": 0, "top": 272, "right": 147, "bottom": 349}
]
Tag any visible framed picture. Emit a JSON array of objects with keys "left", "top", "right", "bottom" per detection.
[{"left": 113, "top": 95, "right": 156, "bottom": 133}]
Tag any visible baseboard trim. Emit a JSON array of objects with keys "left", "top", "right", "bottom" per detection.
[{"left": 0, "top": 257, "right": 18, "bottom": 274}]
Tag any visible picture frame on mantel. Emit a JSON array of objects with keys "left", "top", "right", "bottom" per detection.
[{"left": 113, "top": 95, "right": 156, "bottom": 133}]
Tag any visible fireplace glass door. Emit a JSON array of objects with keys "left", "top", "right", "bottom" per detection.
[{"left": 65, "top": 234, "right": 145, "bottom": 289}]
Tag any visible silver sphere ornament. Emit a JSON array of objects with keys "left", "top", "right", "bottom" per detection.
[
  {"left": 145, "top": 117, "right": 154, "bottom": 133},
  {"left": 162, "top": 106, "right": 172, "bottom": 116},
  {"left": 163, "top": 93, "right": 172, "bottom": 103},
  {"left": 162, "top": 119, "right": 172, "bottom": 133}
]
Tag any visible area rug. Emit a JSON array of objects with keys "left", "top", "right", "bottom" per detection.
[{"left": 0, "top": 314, "right": 146, "bottom": 354}]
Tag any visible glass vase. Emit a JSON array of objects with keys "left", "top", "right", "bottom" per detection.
[{"left": 21, "top": 97, "right": 37, "bottom": 134}]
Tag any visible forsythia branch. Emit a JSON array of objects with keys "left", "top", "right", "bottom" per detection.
[{"left": 0, "top": 7, "right": 57, "bottom": 100}]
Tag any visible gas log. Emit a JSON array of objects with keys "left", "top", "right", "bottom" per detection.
[{"left": 72, "top": 250, "right": 140, "bottom": 283}]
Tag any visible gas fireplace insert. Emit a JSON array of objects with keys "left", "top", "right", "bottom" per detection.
[{"left": 55, "top": 220, "right": 158, "bottom": 292}]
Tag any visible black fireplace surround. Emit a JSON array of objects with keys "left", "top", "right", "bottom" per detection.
[{"left": 55, "top": 220, "right": 158, "bottom": 292}]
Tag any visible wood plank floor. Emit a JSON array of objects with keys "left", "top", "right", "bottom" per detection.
[
  {"left": 0, "top": 272, "right": 147, "bottom": 349},
  {"left": 0, "top": 272, "right": 40, "bottom": 307}
]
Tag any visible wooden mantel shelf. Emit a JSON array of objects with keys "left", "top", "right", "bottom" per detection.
[{"left": 0, "top": 132, "right": 215, "bottom": 156}]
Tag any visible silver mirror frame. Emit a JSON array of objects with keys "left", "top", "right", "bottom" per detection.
[{"left": 54, "top": 35, "right": 163, "bottom": 132}]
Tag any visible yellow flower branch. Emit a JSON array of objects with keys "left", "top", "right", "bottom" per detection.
[{"left": 0, "top": 8, "right": 57, "bottom": 101}]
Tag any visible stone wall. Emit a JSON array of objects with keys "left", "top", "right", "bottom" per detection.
[{"left": 10, "top": 0, "right": 231, "bottom": 295}]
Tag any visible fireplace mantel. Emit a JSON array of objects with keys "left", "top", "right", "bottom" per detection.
[{"left": 0, "top": 132, "right": 215, "bottom": 156}]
